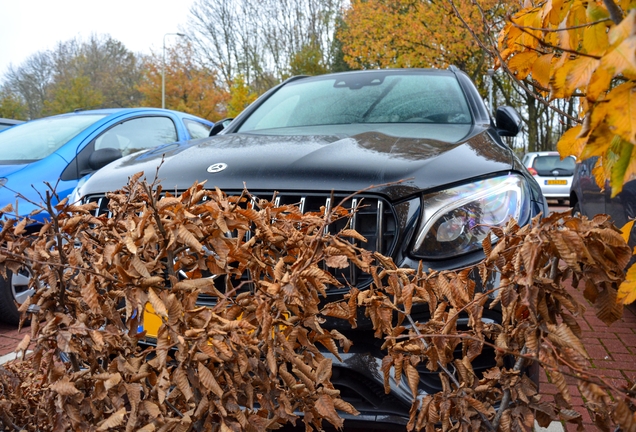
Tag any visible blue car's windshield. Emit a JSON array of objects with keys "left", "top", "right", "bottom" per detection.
[
  {"left": 237, "top": 71, "right": 472, "bottom": 136},
  {"left": 0, "top": 114, "right": 106, "bottom": 163}
]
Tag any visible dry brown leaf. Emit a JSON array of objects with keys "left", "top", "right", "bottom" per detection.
[
  {"left": 148, "top": 288, "right": 168, "bottom": 319},
  {"left": 97, "top": 407, "right": 127, "bottom": 431},
  {"left": 314, "top": 394, "right": 344, "bottom": 428},
  {"left": 198, "top": 362, "right": 224, "bottom": 398},
  {"left": 50, "top": 376, "right": 80, "bottom": 396}
]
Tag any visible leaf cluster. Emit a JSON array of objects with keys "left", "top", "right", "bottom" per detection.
[
  {"left": 499, "top": 0, "right": 636, "bottom": 196},
  {"left": 0, "top": 176, "right": 634, "bottom": 431}
]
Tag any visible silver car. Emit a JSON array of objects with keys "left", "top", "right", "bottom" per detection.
[{"left": 522, "top": 151, "right": 575, "bottom": 205}]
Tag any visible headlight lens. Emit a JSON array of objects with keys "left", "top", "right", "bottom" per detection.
[{"left": 412, "top": 174, "right": 530, "bottom": 259}]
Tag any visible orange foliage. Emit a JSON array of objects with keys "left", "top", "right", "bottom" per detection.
[
  {"left": 138, "top": 42, "right": 229, "bottom": 121},
  {"left": 338, "top": 0, "right": 514, "bottom": 77}
]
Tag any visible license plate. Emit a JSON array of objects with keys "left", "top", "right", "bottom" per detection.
[{"left": 545, "top": 179, "right": 567, "bottom": 185}]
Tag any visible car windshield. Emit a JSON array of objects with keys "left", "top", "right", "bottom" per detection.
[
  {"left": 0, "top": 114, "right": 106, "bottom": 163},
  {"left": 238, "top": 71, "right": 472, "bottom": 136}
]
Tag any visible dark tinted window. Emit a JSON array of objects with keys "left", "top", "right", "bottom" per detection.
[{"left": 532, "top": 155, "right": 576, "bottom": 175}]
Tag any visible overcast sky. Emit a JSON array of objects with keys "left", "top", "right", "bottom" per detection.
[{"left": 0, "top": 0, "right": 196, "bottom": 79}]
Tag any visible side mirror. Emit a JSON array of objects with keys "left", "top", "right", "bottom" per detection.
[
  {"left": 495, "top": 106, "right": 522, "bottom": 137},
  {"left": 87, "top": 148, "right": 123, "bottom": 172},
  {"left": 209, "top": 118, "right": 234, "bottom": 136}
]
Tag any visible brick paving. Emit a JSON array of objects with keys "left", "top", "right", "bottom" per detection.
[
  {"left": 0, "top": 322, "right": 28, "bottom": 358},
  {"left": 539, "top": 285, "right": 636, "bottom": 432}
]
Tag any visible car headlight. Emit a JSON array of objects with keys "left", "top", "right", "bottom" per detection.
[{"left": 411, "top": 174, "right": 531, "bottom": 259}]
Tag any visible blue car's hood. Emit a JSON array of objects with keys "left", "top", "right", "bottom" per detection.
[{"left": 0, "top": 163, "right": 29, "bottom": 177}]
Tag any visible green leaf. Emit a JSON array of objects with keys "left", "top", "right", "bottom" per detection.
[{"left": 610, "top": 139, "right": 633, "bottom": 197}]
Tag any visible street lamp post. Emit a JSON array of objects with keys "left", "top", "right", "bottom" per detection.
[
  {"left": 162, "top": 32, "right": 185, "bottom": 109},
  {"left": 487, "top": 68, "right": 495, "bottom": 117}
]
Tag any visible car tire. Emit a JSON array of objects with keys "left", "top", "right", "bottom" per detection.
[
  {"left": 0, "top": 268, "right": 33, "bottom": 325},
  {"left": 571, "top": 201, "right": 581, "bottom": 217}
]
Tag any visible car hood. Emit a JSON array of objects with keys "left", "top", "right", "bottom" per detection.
[
  {"left": 79, "top": 127, "right": 514, "bottom": 201},
  {"left": 0, "top": 163, "right": 29, "bottom": 178}
]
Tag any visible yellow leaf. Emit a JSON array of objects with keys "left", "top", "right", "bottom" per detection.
[
  {"left": 608, "top": 9, "right": 636, "bottom": 46},
  {"left": 581, "top": 124, "right": 617, "bottom": 161},
  {"left": 551, "top": 56, "right": 575, "bottom": 98},
  {"left": 509, "top": 52, "right": 540, "bottom": 80},
  {"left": 601, "top": 35, "right": 636, "bottom": 77},
  {"left": 519, "top": 10, "right": 542, "bottom": 50},
  {"left": 586, "top": 2, "right": 610, "bottom": 23},
  {"left": 587, "top": 65, "right": 614, "bottom": 101},
  {"left": 557, "top": 125, "right": 586, "bottom": 159},
  {"left": 583, "top": 19, "right": 609, "bottom": 56},
  {"left": 606, "top": 82, "right": 636, "bottom": 143},
  {"left": 566, "top": 57, "right": 600, "bottom": 96},
  {"left": 620, "top": 220, "right": 635, "bottom": 244},
  {"left": 546, "top": 0, "right": 566, "bottom": 26},
  {"left": 532, "top": 54, "right": 554, "bottom": 89},
  {"left": 617, "top": 265, "right": 636, "bottom": 303}
]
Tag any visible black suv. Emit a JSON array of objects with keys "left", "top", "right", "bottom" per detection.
[
  {"left": 72, "top": 68, "right": 547, "bottom": 427},
  {"left": 570, "top": 157, "right": 636, "bottom": 252}
]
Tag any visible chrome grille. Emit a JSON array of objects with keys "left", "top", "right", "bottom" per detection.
[{"left": 84, "top": 191, "right": 397, "bottom": 292}]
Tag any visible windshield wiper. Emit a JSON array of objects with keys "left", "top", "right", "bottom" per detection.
[{"left": 361, "top": 78, "right": 402, "bottom": 120}]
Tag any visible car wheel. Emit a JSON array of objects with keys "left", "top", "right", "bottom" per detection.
[
  {"left": 0, "top": 268, "right": 34, "bottom": 325},
  {"left": 571, "top": 201, "right": 581, "bottom": 217}
]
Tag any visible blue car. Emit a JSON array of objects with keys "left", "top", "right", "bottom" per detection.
[{"left": 0, "top": 108, "right": 214, "bottom": 324}]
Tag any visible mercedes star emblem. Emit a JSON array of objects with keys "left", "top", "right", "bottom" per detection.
[{"left": 207, "top": 163, "right": 228, "bottom": 173}]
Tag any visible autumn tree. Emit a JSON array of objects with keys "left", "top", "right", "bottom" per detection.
[
  {"left": 226, "top": 74, "right": 258, "bottom": 118},
  {"left": 137, "top": 41, "right": 229, "bottom": 121},
  {"left": 338, "top": 0, "right": 512, "bottom": 83}
]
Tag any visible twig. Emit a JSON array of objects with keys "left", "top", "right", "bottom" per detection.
[{"left": 493, "top": 346, "right": 528, "bottom": 430}]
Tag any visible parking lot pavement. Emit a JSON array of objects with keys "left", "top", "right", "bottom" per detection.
[
  {"left": 0, "top": 202, "right": 633, "bottom": 431},
  {"left": 0, "top": 322, "right": 28, "bottom": 358}
]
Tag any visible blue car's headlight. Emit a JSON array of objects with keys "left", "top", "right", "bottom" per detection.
[{"left": 411, "top": 174, "right": 531, "bottom": 259}]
